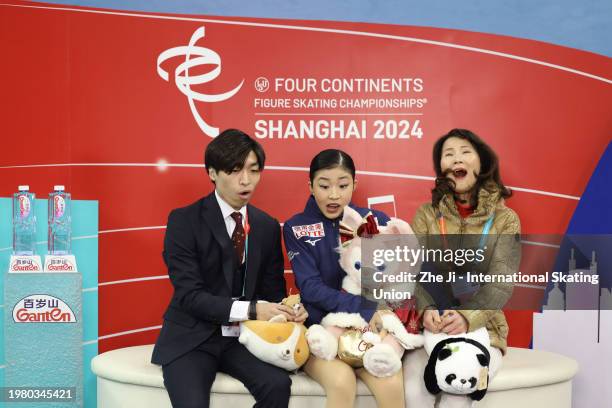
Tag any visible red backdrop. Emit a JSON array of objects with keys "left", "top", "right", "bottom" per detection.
[{"left": 1, "top": 1, "right": 611, "bottom": 352}]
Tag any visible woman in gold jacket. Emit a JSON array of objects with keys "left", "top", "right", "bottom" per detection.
[{"left": 403, "top": 128, "right": 521, "bottom": 408}]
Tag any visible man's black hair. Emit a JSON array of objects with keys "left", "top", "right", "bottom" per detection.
[{"left": 204, "top": 129, "right": 266, "bottom": 174}]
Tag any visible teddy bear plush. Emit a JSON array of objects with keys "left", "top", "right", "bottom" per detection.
[
  {"left": 305, "top": 207, "right": 424, "bottom": 377},
  {"left": 423, "top": 327, "right": 491, "bottom": 401},
  {"left": 238, "top": 295, "right": 310, "bottom": 371}
]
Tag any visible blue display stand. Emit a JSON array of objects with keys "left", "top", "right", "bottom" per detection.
[
  {"left": 0, "top": 198, "right": 98, "bottom": 408},
  {"left": 4, "top": 272, "right": 83, "bottom": 407}
]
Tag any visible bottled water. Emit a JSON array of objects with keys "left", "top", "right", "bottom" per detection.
[
  {"left": 13, "top": 185, "right": 36, "bottom": 255},
  {"left": 48, "top": 185, "right": 72, "bottom": 255}
]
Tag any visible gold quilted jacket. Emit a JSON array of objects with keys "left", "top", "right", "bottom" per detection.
[{"left": 412, "top": 184, "right": 521, "bottom": 354}]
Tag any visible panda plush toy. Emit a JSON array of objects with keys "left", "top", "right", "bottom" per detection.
[{"left": 423, "top": 327, "right": 491, "bottom": 401}]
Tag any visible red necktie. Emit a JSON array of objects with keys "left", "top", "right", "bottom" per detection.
[{"left": 230, "top": 212, "right": 245, "bottom": 263}]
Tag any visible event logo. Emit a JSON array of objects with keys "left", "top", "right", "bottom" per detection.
[
  {"left": 254, "top": 77, "right": 270, "bottom": 92},
  {"left": 157, "top": 26, "right": 244, "bottom": 138},
  {"left": 13, "top": 294, "right": 77, "bottom": 323}
]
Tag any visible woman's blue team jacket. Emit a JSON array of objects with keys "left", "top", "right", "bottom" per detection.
[{"left": 283, "top": 195, "right": 390, "bottom": 326}]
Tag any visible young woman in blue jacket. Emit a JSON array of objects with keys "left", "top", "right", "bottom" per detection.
[{"left": 284, "top": 149, "right": 404, "bottom": 408}]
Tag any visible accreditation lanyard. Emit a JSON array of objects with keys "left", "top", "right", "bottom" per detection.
[
  {"left": 437, "top": 212, "right": 494, "bottom": 299},
  {"left": 240, "top": 212, "right": 251, "bottom": 299},
  {"left": 437, "top": 212, "right": 495, "bottom": 250},
  {"left": 224, "top": 212, "right": 251, "bottom": 336}
]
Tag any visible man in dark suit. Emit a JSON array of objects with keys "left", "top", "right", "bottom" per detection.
[{"left": 152, "top": 129, "right": 308, "bottom": 408}]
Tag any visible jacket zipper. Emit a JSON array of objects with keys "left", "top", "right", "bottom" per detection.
[
  {"left": 332, "top": 221, "right": 338, "bottom": 243},
  {"left": 458, "top": 218, "right": 466, "bottom": 249}
]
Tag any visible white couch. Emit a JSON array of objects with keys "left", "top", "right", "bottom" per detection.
[{"left": 92, "top": 345, "right": 577, "bottom": 408}]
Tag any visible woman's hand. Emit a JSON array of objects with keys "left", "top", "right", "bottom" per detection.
[
  {"left": 423, "top": 309, "right": 443, "bottom": 333},
  {"left": 440, "top": 310, "right": 468, "bottom": 335}
]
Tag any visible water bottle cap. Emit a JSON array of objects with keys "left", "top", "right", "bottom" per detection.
[
  {"left": 54, "top": 185, "right": 65, "bottom": 191},
  {"left": 18, "top": 185, "right": 29, "bottom": 191}
]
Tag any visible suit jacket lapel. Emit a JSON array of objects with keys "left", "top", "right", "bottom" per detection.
[
  {"left": 245, "top": 205, "right": 261, "bottom": 299},
  {"left": 201, "top": 193, "right": 236, "bottom": 292}
]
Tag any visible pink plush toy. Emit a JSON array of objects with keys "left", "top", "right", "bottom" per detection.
[{"left": 306, "top": 206, "right": 424, "bottom": 377}]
